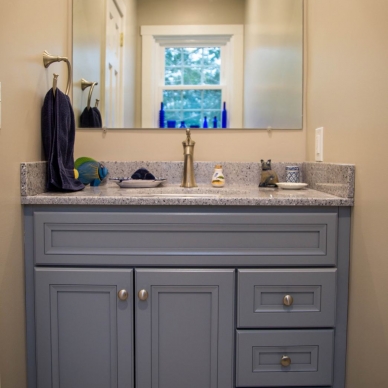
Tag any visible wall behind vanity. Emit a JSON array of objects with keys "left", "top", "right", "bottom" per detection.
[
  {"left": 1, "top": 0, "right": 388, "bottom": 388},
  {"left": 306, "top": 1, "right": 388, "bottom": 387},
  {"left": 0, "top": 1, "right": 70, "bottom": 387}
]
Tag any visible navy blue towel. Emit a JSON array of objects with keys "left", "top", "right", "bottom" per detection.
[
  {"left": 41, "top": 88, "right": 85, "bottom": 192},
  {"left": 93, "top": 107, "right": 103, "bottom": 127},
  {"left": 80, "top": 106, "right": 102, "bottom": 128}
]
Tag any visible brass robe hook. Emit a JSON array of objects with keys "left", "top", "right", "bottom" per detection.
[
  {"left": 81, "top": 78, "right": 98, "bottom": 110},
  {"left": 43, "top": 50, "right": 72, "bottom": 96}
]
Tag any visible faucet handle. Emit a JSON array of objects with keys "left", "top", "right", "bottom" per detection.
[{"left": 183, "top": 128, "right": 195, "bottom": 146}]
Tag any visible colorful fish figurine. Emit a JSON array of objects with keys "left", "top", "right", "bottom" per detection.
[{"left": 74, "top": 157, "right": 108, "bottom": 187}]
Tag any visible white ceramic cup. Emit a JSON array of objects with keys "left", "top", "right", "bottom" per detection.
[{"left": 286, "top": 166, "right": 300, "bottom": 183}]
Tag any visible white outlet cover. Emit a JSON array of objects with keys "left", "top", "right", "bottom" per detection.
[{"left": 315, "top": 127, "right": 324, "bottom": 162}]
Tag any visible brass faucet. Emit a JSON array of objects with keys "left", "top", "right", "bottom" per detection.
[{"left": 181, "top": 129, "right": 197, "bottom": 188}]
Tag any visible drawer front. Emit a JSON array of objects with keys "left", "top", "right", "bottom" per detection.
[
  {"left": 34, "top": 211, "right": 337, "bottom": 266},
  {"left": 236, "top": 330, "right": 334, "bottom": 387},
  {"left": 238, "top": 269, "right": 337, "bottom": 328}
]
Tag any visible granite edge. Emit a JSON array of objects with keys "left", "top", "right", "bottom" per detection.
[{"left": 21, "top": 195, "right": 354, "bottom": 207}]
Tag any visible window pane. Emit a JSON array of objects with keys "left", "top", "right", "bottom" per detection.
[
  {"left": 165, "top": 48, "right": 182, "bottom": 66},
  {"left": 165, "top": 46, "right": 221, "bottom": 86},
  {"left": 183, "top": 67, "right": 202, "bottom": 85},
  {"left": 164, "top": 90, "right": 182, "bottom": 109},
  {"left": 165, "top": 68, "right": 182, "bottom": 86},
  {"left": 203, "top": 67, "right": 220, "bottom": 85},
  {"left": 183, "top": 48, "right": 202, "bottom": 66},
  {"left": 182, "top": 90, "right": 202, "bottom": 109},
  {"left": 183, "top": 111, "right": 201, "bottom": 127},
  {"left": 203, "top": 90, "right": 222, "bottom": 109},
  {"left": 203, "top": 47, "right": 221, "bottom": 66},
  {"left": 163, "top": 89, "right": 222, "bottom": 128}
]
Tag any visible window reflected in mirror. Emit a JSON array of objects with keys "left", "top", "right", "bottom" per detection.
[{"left": 73, "top": 0, "right": 303, "bottom": 130}]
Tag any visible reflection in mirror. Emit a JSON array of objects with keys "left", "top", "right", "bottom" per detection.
[{"left": 73, "top": 0, "right": 303, "bottom": 129}]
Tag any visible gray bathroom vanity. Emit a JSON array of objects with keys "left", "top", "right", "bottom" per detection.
[{"left": 21, "top": 161, "right": 354, "bottom": 388}]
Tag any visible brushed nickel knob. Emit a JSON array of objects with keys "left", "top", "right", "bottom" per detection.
[
  {"left": 283, "top": 295, "right": 294, "bottom": 306},
  {"left": 281, "top": 355, "right": 291, "bottom": 367},
  {"left": 118, "top": 289, "right": 128, "bottom": 301},
  {"left": 138, "top": 289, "right": 149, "bottom": 301}
]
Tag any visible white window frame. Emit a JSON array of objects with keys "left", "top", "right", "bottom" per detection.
[{"left": 141, "top": 25, "right": 244, "bottom": 128}]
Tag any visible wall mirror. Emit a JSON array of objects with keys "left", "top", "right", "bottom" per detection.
[{"left": 73, "top": 0, "right": 303, "bottom": 129}]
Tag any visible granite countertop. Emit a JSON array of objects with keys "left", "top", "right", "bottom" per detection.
[
  {"left": 20, "top": 161, "right": 355, "bottom": 207},
  {"left": 21, "top": 183, "right": 353, "bottom": 206}
]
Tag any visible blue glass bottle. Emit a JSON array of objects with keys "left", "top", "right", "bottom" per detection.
[
  {"left": 222, "top": 102, "right": 227, "bottom": 128},
  {"left": 203, "top": 116, "right": 208, "bottom": 128},
  {"left": 159, "top": 102, "right": 165, "bottom": 128},
  {"left": 212, "top": 116, "right": 217, "bottom": 128},
  {"left": 180, "top": 121, "right": 187, "bottom": 128}
]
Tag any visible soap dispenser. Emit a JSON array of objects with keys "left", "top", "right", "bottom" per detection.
[{"left": 212, "top": 165, "right": 225, "bottom": 187}]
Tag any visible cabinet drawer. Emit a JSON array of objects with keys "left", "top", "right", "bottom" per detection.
[
  {"left": 237, "top": 269, "right": 337, "bottom": 328},
  {"left": 33, "top": 210, "right": 337, "bottom": 266},
  {"left": 236, "top": 329, "right": 334, "bottom": 387}
]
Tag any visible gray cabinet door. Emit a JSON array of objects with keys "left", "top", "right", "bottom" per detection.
[
  {"left": 34, "top": 268, "right": 133, "bottom": 388},
  {"left": 135, "top": 269, "right": 235, "bottom": 388}
]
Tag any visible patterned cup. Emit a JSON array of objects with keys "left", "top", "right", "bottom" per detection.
[{"left": 286, "top": 166, "right": 300, "bottom": 183}]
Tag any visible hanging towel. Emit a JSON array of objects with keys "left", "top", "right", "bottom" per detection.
[
  {"left": 80, "top": 106, "right": 102, "bottom": 128},
  {"left": 41, "top": 88, "right": 85, "bottom": 192},
  {"left": 93, "top": 107, "right": 103, "bottom": 127}
]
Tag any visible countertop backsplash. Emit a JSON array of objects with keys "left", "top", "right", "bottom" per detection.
[{"left": 21, "top": 160, "right": 355, "bottom": 200}]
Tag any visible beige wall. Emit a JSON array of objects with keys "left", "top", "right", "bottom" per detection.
[
  {"left": 75, "top": 128, "right": 306, "bottom": 162},
  {"left": 0, "top": 0, "right": 70, "bottom": 386},
  {"left": 306, "top": 1, "right": 388, "bottom": 386}
]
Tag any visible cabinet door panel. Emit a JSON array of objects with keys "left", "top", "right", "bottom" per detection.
[
  {"left": 135, "top": 269, "right": 234, "bottom": 388},
  {"left": 35, "top": 268, "right": 133, "bottom": 388}
]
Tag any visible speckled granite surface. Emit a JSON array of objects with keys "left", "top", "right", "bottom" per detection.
[
  {"left": 303, "top": 162, "right": 355, "bottom": 198},
  {"left": 20, "top": 162, "right": 46, "bottom": 196},
  {"left": 104, "top": 161, "right": 260, "bottom": 186},
  {"left": 20, "top": 184, "right": 353, "bottom": 206},
  {"left": 20, "top": 161, "right": 355, "bottom": 206}
]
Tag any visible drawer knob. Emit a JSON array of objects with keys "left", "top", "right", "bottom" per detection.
[
  {"left": 138, "top": 289, "right": 149, "bottom": 301},
  {"left": 281, "top": 355, "right": 291, "bottom": 367},
  {"left": 118, "top": 289, "right": 129, "bottom": 301},
  {"left": 283, "top": 295, "right": 294, "bottom": 306}
]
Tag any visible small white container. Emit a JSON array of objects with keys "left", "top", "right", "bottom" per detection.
[
  {"left": 212, "top": 165, "right": 225, "bottom": 187},
  {"left": 286, "top": 166, "right": 300, "bottom": 183}
]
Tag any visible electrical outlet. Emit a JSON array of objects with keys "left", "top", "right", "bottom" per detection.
[{"left": 315, "top": 127, "right": 324, "bottom": 162}]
